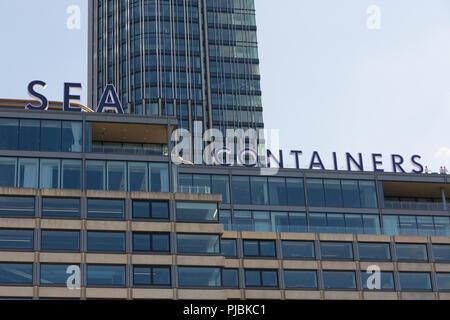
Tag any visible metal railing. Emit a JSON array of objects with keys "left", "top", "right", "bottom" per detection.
[
  {"left": 384, "top": 200, "right": 445, "bottom": 211},
  {"left": 179, "top": 185, "right": 212, "bottom": 194}
]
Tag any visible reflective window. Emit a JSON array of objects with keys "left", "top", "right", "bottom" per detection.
[
  {"left": 0, "top": 263, "right": 33, "bottom": 284},
  {"left": 18, "top": 158, "right": 38, "bottom": 188},
  {"left": 324, "top": 179, "right": 343, "bottom": 207},
  {"left": 88, "top": 199, "right": 125, "bottom": 220},
  {"left": 177, "top": 234, "right": 220, "bottom": 254},
  {"left": 0, "top": 229, "right": 33, "bottom": 250},
  {"left": 132, "top": 201, "right": 169, "bottom": 219},
  {"left": 133, "top": 266, "right": 171, "bottom": 286},
  {"left": 107, "top": 161, "right": 126, "bottom": 191},
  {"left": 222, "top": 269, "right": 238, "bottom": 287},
  {"left": 176, "top": 202, "right": 218, "bottom": 221},
  {"left": 358, "top": 243, "right": 391, "bottom": 261},
  {"left": 62, "top": 121, "right": 82, "bottom": 152},
  {"left": 86, "top": 161, "right": 105, "bottom": 190},
  {"left": 40, "top": 264, "right": 76, "bottom": 285},
  {"left": 149, "top": 163, "right": 169, "bottom": 192},
  {"left": 286, "top": 178, "right": 305, "bottom": 206},
  {"left": 41, "top": 230, "right": 80, "bottom": 251},
  {"left": 361, "top": 272, "right": 395, "bottom": 290},
  {"left": 42, "top": 198, "right": 80, "bottom": 218},
  {"left": 61, "top": 160, "right": 82, "bottom": 189},
  {"left": 221, "top": 239, "right": 237, "bottom": 257},
  {"left": 396, "top": 243, "right": 428, "bottom": 261},
  {"left": 19, "top": 119, "right": 39, "bottom": 151},
  {"left": 250, "top": 177, "right": 269, "bottom": 205},
  {"left": 282, "top": 241, "right": 315, "bottom": 259},
  {"left": 341, "top": 180, "right": 361, "bottom": 208},
  {"left": 178, "top": 267, "right": 221, "bottom": 287},
  {"left": 87, "top": 265, "right": 126, "bottom": 286},
  {"left": 133, "top": 233, "right": 170, "bottom": 252},
  {"left": 0, "top": 158, "right": 16, "bottom": 187},
  {"left": 306, "top": 179, "right": 325, "bottom": 207},
  {"left": 245, "top": 270, "right": 278, "bottom": 287},
  {"left": 268, "top": 177, "right": 287, "bottom": 206},
  {"left": 211, "top": 175, "right": 230, "bottom": 203},
  {"left": 0, "top": 119, "right": 18, "bottom": 150},
  {"left": 359, "top": 181, "right": 378, "bottom": 208},
  {"left": 231, "top": 176, "right": 250, "bottom": 204},
  {"left": 39, "top": 159, "right": 60, "bottom": 189},
  {"left": 320, "top": 242, "right": 353, "bottom": 260},
  {"left": 284, "top": 270, "right": 317, "bottom": 289},
  {"left": 40, "top": 120, "right": 61, "bottom": 152},
  {"left": 399, "top": 272, "right": 432, "bottom": 291},
  {"left": 436, "top": 273, "right": 450, "bottom": 291},
  {"left": 243, "top": 240, "right": 275, "bottom": 257},
  {"left": 433, "top": 245, "right": 450, "bottom": 262},
  {"left": 323, "top": 271, "right": 356, "bottom": 289},
  {"left": 87, "top": 232, "right": 125, "bottom": 252},
  {"left": 128, "top": 162, "right": 148, "bottom": 192}
]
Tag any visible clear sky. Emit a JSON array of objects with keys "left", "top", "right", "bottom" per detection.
[{"left": 1, "top": 0, "right": 450, "bottom": 173}]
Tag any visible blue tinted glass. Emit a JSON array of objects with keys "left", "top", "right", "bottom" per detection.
[
  {"left": 18, "top": 159, "right": 38, "bottom": 189},
  {"left": 87, "top": 265, "right": 126, "bottom": 286},
  {"left": 222, "top": 269, "right": 238, "bottom": 287},
  {"left": 62, "top": 160, "right": 82, "bottom": 190},
  {"left": 268, "top": 178, "right": 287, "bottom": 206},
  {"left": 42, "top": 198, "right": 80, "bottom": 218},
  {"left": 359, "top": 181, "right": 378, "bottom": 208},
  {"left": 250, "top": 177, "right": 269, "bottom": 205},
  {"left": 133, "top": 266, "right": 151, "bottom": 285},
  {"left": 243, "top": 240, "right": 259, "bottom": 257},
  {"left": 41, "top": 231, "right": 80, "bottom": 251},
  {"left": 286, "top": 178, "right": 305, "bottom": 206},
  {"left": 0, "top": 119, "right": 18, "bottom": 150},
  {"left": 324, "top": 180, "right": 343, "bottom": 207},
  {"left": 260, "top": 241, "right": 276, "bottom": 257},
  {"left": 436, "top": 273, "right": 450, "bottom": 291},
  {"left": 306, "top": 179, "right": 325, "bottom": 207},
  {"left": 396, "top": 244, "right": 427, "bottom": 261},
  {"left": 211, "top": 175, "right": 230, "bottom": 203},
  {"left": 221, "top": 239, "right": 237, "bottom": 257},
  {"left": 88, "top": 199, "right": 124, "bottom": 219},
  {"left": 133, "top": 233, "right": 150, "bottom": 251},
  {"left": 176, "top": 202, "right": 218, "bottom": 221},
  {"left": 40, "top": 264, "right": 74, "bottom": 284},
  {"left": 152, "top": 202, "right": 169, "bottom": 219},
  {"left": 177, "top": 234, "right": 219, "bottom": 254},
  {"left": 62, "top": 121, "right": 82, "bottom": 152},
  {"left": 86, "top": 161, "right": 105, "bottom": 190},
  {"left": 153, "top": 267, "right": 171, "bottom": 285},
  {"left": 0, "top": 158, "right": 16, "bottom": 187},
  {"left": 128, "top": 163, "right": 148, "bottom": 192},
  {"left": 152, "top": 234, "right": 170, "bottom": 252},
  {"left": 320, "top": 242, "right": 353, "bottom": 260},
  {"left": 232, "top": 176, "right": 250, "bottom": 204},
  {"left": 149, "top": 163, "right": 169, "bottom": 192},
  {"left": 0, "top": 229, "right": 33, "bottom": 250},
  {"left": 323, "top": 271, "right": 356, "bottom": 289},
  {"left": 282, "top": 241, "right": 315, "bottom": 259},
  {"left": 19, "top": 119, "right": 40, "bottom": 151},
  {"left": 433, "top": 245, "right": 450, "bottom": 262},
  {"left": 399, "top": 272, "right": 431, "bottom": 290},
  {"left": 40, "top": 120, "right": 61, "bottom": 152},
  {"left": 261, "top": 270, "right": 278, "bottom": 287},
  {"left": 178, "top": 267, "right": 221, "bottom": 287},
  {"left": 358, "top": 243, "right": 391, "bottom": 260},
  {"left": 107, "top": 162, "right": 126, "bottom": 191},
  {"left": 341, "top": 180, "right": 361, "bottom": 208},
  {"left": 284, "top": 270, "right": 317, "bottom": 288},
  {"left": 245, "top": 270, "right": 261, "bottom": 287},
  {"left": 0, "top": 263, "right": 33, "bottom": 284},
  {"left": 0, "top": 197, "right": 35, "bottom": 216},
  {"left": 133, "top": 201, "right": 150, "bottom": 218},
  {"left": 88, "top": 232, "right": 125, "bottom": 252}
]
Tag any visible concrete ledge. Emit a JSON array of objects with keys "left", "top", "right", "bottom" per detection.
[
  {"left": 226, "top": 289, "right": 242, "bottom": 299},
  {"left": 394, "top": 236, "right": 428, "bottom": 244},
  {"left": 241, "top": 232, "right": 277, "bottom": 240},
  {"left": 319, "top": 234, "right": 354, "bottom": 242},
  {"left": 280, "top": 233, "right": 315, "bottom": 241},
  {"left": 397, "top": 263, "right": 432, "bottom": 272},
  {"left": 285, "top": 290, "right": 321, "bottom": 300},
  {"left": 222, "top": 231, "right": 239, "bottom": 239},
  {"left": 40, "top": 253, "right": 82, "bottom": 264},
  {"left": 323, "top": 291, "right": 360, "bottom": 300},
  {"left": 0, "top": 187, "right": 37, "bottom": 196},
  {"left": 175, "top": 223, "right": 223, "bottom": 234},
  {"left": 177, "top": 255, "right": 224, "bottom": 267},
  {"left": 131, "top": 254, "right": 173, "bottom": 265},
  {"left": 40, "top": 219, "right": 82, "bottom": 230},
  {"left": 0, "top": 218, "right": 35, "bottom": 229},
  {"left": 86, "top": 220, "right": 127, "bottom": 231},
  {"left": 0, "top": 286, "right": 34, "bottom": 297},
  {"left": 400, "top": 292, "right": 436, "bottom": 300},
  {"left": 132, "top": 288, "right": 174, "bottom": 299},
  {"left": 224, "top": 259, "right": 240, "bottom": 268},
  {"left": 40, "top": 189, "right": 82, "bottom": 198},
  {"left": 86, "top": 190, "right": 128, "bottom": 199},
  {"left": 435, "top": 264, "right": 450, "bottom": 272},
  {"left": 283, "top": 260, "right": 319, "bottom": 270},
  {"left": 243, "top": 259, "right": 279, "bottom": 269},
  {"left": 431, "top": 237, "right": 450, "bottom": 244},
  {"left": 244, "top": 290, "right": 282, "bottom": 299},
  {"left": 438, "top": 292, "right": 450, "bottom": 300},
  {"left": 132, "top": 222, "right": 171, "bottom": 232},
  {"left": 357, "top": 234, "right": 392, "bottom": 243},
  {"left": 86, "top": 288, "right": 128, "bottom": 299},
  {"left": 321, "top": 261, "right": 357, "bottom": 270},
  {"left": 360, "top": 262, "right": 394, "bottom": 271},
  {"left": 362, "top": 291, "right": 398, "bottom": 300},
  {"left": 86, "top": 254, "right": 127, "bottom": 264},
  {"left": 0, "top": 252, "right": 34, "bottom": 262},
  {"left": 177, "top": 289, "right": 226, "bottom": 300},
  {"left": 130, "top": 192, "right": 171, "bottom": 201},
  {"left": 39, "top": 287, "right": 82, "bottom": 298}
]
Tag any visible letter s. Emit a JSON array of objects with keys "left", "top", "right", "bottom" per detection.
[{"left": 26, "top": 80, "right": 48, "bottom": 110}]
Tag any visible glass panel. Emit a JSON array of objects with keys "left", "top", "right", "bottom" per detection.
[
  {"left": 309, "top": 213, "right": 327, "bottom": 233},
  {"left": 40, "top": 264, "right": 75, "bottom": 284},
  {"left": 323, "top": 180, "right": 343, "bottom": 207},
  {"left": 87, "top": 232, "right": 125, "bottom": 252},
  {"left": 61, "top": 160, "right": 81, "bottom": 190},
  {"left": 231, "top": 176, "right": 250, "bottom": 204},
  {"left": 271, "top": 212, "right": 289, "bottom": 232},
  {"left": 320, "top": 242, "right": 353, "bottom": 260},
  {"left": 245, "top": 270, "right": 261, "bottom": 286},
  {"left": 436, "top": 273, "right": 450, "bottom": 291},
  {"left": 128, "top": 162, "right": 148, "bottom": 192},
  {"left": 133, "top": 266, "right": 151, "bottom": 285},
  {"left": 152, "top": 202, "right": 169, "bottom": 219},
  {"left": 0, "top": 119, "right": 18, "bottom": 150},
  {"left": 243, "top": 240, "right": 259, "bottom": 257},
  {"left": 176, "top": 202, "right": 218, "bottom": 221},
  {"left": 359, "top": 181, "right": 378, "bottom": 208},
  {"left": 222, "top": 269, "right": 238, "bottom": 287},
  {"left": 87, "top": 265, "right": 126, "bottom": 286},
  {"left": 345, "top": 214, "right": 363, "bottom": 234},
  {"left": 382, "top": 215, "right": 399, "bottom": 236},
  {"left": 211, "top": 175, "right": 230, "bottom": 203},
  {"left": 0, "top": 263, "right": 33, "bottom": 284},
  {"left": 327, "top": 214, "right": 346, "bottom": 234},
  {"left": 0, "top": 196, "right": 34, "bottom": 216},
  {"left": 288, "top": 213, "right": 308, "bottom": 233},
  {"left": 152, "top": 234, "right": 170, "bottom": 252},
  {"left": 358, "top": 243, "right": 391, "bottom": 261},
  {"left": 133, "top": 201, "right": 150, "bottom": 219},
  {"left": 19, "top": 119, "right": 40, "bottom": 151},
  {"left": 133, "top": 233, "right": 151, "bottom": 251},
  {"left": 86, "top": 161, "right": 105, "bottom": 190},
  {"left": 193, "top": 175, "right": 211, "bottom": 194},
  {"left": 259, "top": 241, "right": 276, "bottom": 257},
  {"left": 286, "top": 178, "right": 305, "bottom": 206},
  {"left": 40, "top": 120, "right": 61, "bottom": 152},
  {"left": 219, "top": 210, "right": 232, "bottom": 231},
  {"left": 107, "top": 161, "right": 126, "bottom": 191},
  {"left": 396, "top": 243, "right": 428, "bottom": 261},
  {"left": 149, "top": 163, "right": 169, "bottom": 192},
  {"left": 361, "top": 272, "right": 395, "bottom": 290},
  {"left": 88, "top": 199, "right": 125, "bottom": 219},
  {"left": 362, "top": 215, "right": 380, "bottom": 235},
  {"left": 268, "top": 177, "right": 287, "bottom": 206},
  {"left": 62, "top": 121, "right": 82, "bottom": 152},
  {"left": 399, "top": 272, "right": 432, "bottom": 290},
  {"left": 0, "top": 157, "right": 16, "bottom": 187},
  {"left": 18, "top": 158, "right": 38, "bottom": 188},
  {"left": 41, "top": 230, "right": 80, "bottom": 251},
  {"left": 284, "top": 270, "right": 317, "bottom": 288},
  {"left": 153, "top": 267, "right": 171, "bottom": 285},
  {"left": 178, "top": 267, "right": 221, "bottom": 287},
  {"left": 282, "top": 241, "right": 315, "bottom": 259},
  {"left": 221, "top": 239, "right": 237, "bottom": 257},
  {"left": 323, "top": 271, "right": 356, "bottom": 289},
  {"left": 250, "top": 176, "right": 269, "bottom": 205},
  {"left": 306, "top": 179, "right": 325, "bottom": 207},
  {"left": 0, "top": 229, "right": 33, "bottom": 249},
  {"left": 42, "top": 198, "right": 80, "bottom": 218},
  {"left": 40, "top": 159, "right": 60, "bottom": 189},
  {"left": 177, "top": 234, "right": 220, "bottom": 254},
  {"left": 433, "top": 245, "right": 450, "bottom": 262},
  {"left": 341, "top": 180, "right": 361, "bottom": 208},
  {"left": 261, "top": 270, "right": 278, "bottom": 287}
]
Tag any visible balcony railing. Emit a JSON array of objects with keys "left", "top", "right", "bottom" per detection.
[
  {"left": 384, "top": 200, "right": 445, "bottom": 211},
  {"left": 179, "top": 185, "right": 211, "bottom": 194}
]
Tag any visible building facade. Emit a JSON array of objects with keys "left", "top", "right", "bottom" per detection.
[
  {"left": 0, "top": 100, "right": 450, "bottom": 299},
  {"left": 88, "top": 0, "right": 264, "bottom": 135}
]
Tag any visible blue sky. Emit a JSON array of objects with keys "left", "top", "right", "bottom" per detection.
[{"left": 1, "top": 0, "right": 450, "bottom": 173}]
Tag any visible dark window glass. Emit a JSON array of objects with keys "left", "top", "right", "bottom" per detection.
[
  {"left": 0, "top": 229, "right": 33, "bottom": 250},
  {"left": 221, "top": 239, "right": 237, "bottom": 257},
  {"left": 309, "top": 213, "right": 327, "bottom": 233},
  {"left": 231, "top": 176, "right": 251, "bottom": 204},
  {"left": 284, "top": 270, "right": 317, "bottom": 289},
  {"left": 86, "top": 161, "right": 105, "bottom": 190},
  {"left": 88, "top": 232, "right": 125, "bottom": 252},
  {"left": 282, "top": 241, "right": 315, "bottom": 259},
  {"left": 133, "top": 201, "right": 150, "bottom": 219},
  {"left": 245, "top": 270, "right": 278, "bottom": 287},
  {"left": 323, "top": 271, "right": 356, "bottom": 289},
  {"left": 128, "top": 162, "right": 148, "bottom": 192},
  {"left": 88, "top": 199, "right": 124, "bottom": 219},
  {"left": 40, "top": 264, "right": 75, "bottom": 285},
  {"left": 149, "top": 163, "right": 169, "bottom": 192},
  {"left": 399, "top": 272, "right": 432, "bottom": 291},
  {"left": 42, "top": 198, "right": 80, "bottom": 218},
  {"left": 41, "top": 230, "right": 80, "bottom": 251},
  {"left": 87, "top": 265, "right": 126, "bottom": 286},
  {"left": 132, "top": 201, "right": 169, "bottom": 219},
  {"left": 211, "top": 175, "right": 230, "bottom": 203},
  {"left": 152, "top": 202, "right": 169, "bottom": 219},
  {"left": 268, "top": 177, "right": 287, "bottom": 206},
  {"left": 0, "top": 196, "right": 34, "bottom": 216},
  {"left": 62, "top": 160, "right": 82, "bottom": 190},
  {"left": 436, "top": 273, "right": 450, "bottom": 291},
  {"left": 176, "top": 202, "right": 218, "bottom": 221},
  {"left": 341, "top": 180, "right": 361, "bottom": 208},
  {"left": 177, "top": 234, "right": 220, "bottom": 254},
  {"left": 222, "top": 269, "right": 238, "bottom": 287},
  {"left": 0, "top": 263, "right": 33, "bottom": 284},
  {"left": 396, "top": 243, "right": 428, "bottom": 261},
  {"left": 133, "top": 266, "right": 171, "bottom": 286},
  {"left": 178, "top": 267, "right": 221, "bottom": 287},
  {"left": 0, "top": 158, "right": 16, "bottom": 187},
  {"left": 359, "top": 181, "right": 378, "bottom": 208},
  {"left": 320, "top": 242, "right": 353, "bottom": 260},
  {"left": 243, "top": 240, "right": 275, "bottom": 257},
  {"left": 306, "top": 179, "right": 325, "bottom": 207},
  {"left": 40, "top": 120, "right": 61, "bottom": 151},
  {"left": 361, "top": 272, "right": 395, "bottom": 290},
  {"left": 0, "top": 119, "right": 18, "bottom": 150},
  {"left": 250, "top": 177, "right": 269, "bottom": 205},
  {"left": 61, "top": 121, "right": 82, "bottom": 152},
  {"left": 132, "top": 233, "right": 170, "bottom": 252},
  {"left": 324, "top": 180, "right": 343, "bottom": 207},
  {"left": 19, "top": 119, "right": 40, "bottom": 151},
  {"left": 286, "top": 178, "right": 305, "bottom": 206},
  {"left": 433, "top": 245, "right": 450, "bottom": 262},
  {"left": 358, "top": 243, "right": 391, "bottom": 261}
]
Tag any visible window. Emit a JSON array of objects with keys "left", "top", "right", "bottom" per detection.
[
  {"left": 19, "top": 119, "right": 39, "bottom": 151},
  {"left": 323, "top": 271, "right": 356, "bottom": 289},
  {"left": 243, "top": 240, "right": 276, "bottom": 257},
  {"left": 361, "top": 272, "right": 395, "bottom": 290},
  {"left": 320, "top": 242, "right": 353, "bottom": 260},
  {"left": 0, "top": 118, "right": 18, "bottom": 150},
  {"left": 0, "top": 196, "right": 34, "bottom": 216},
  {"left": 39, "top": 159, "right": 60, "bottom": 189},
  {"left": 231, "top": 176, "right": 250, "bottom": 204},
  {"left": 61, "top": 121, "right": 82, "bottom": 152},
  {"left": 87, "top": 265, "right": 126, "bottom": 286},
  {"left": 358, "top": 243, "right": 391, "bottom": 261},
  {"left": 18, "top": 158, "right": 38, "bottom": 188},
  {"left": 268, "top": 177, "right": 287, "bottom": 206},
  {"left": 0, "top": 229, "right": 33, "bottom": 250},
  {"left": 107, "top": 161, "right": 126, "bottom": 191},
  {"left": 399, "top": 272, "right": 432, "bottom": 291},
  {"left": 40, "top": 264, "right": 77, "bottom": 285},
  {"left": 245, "top": 270, "right": 278, "bottom": 287},
  {"left": 133, "top": 233, "right": 170, "bottom": 252},
  {"left": 128, "top": 162, "right": 148, "bottom": 192},
  {"left": 42, "top": 198, "right": 80, "bottom": 218},
  {"left": 324, "top": 179, "right": 343, "bottom": 207},
  {"left": 284, "top": 270, "right": 317, "bottom": 289},
  {"left": 221, "top": 239, "right": 237, "bottom": 257},
  {"left": 132, "top": 201, "right": 169, "bottom": 219},
  {"left": 341, "top": 180, "right": 361, "bottom": 208},
  {"left": 359, "top": 181, "right": 378, "bottom": 208},
  {"left": 0, "top": 157, "right": 16, "bottom": 187},
  {"left": 282, "top": 241, "right": 315, "bottom": 259},
  {"left": 133, "top": 266, "right": 171, "bottom": 286},
  {"left": 87, "top": 232, "right": 125, "bottom": 252},
  {"left": 436, "top": 273, "right": 450, "bottom": 291},
  {"left": 250, "top": 177, "right": 269, "bottom": 205},
  {"left": 149, "top": 163, "right": 169, "bottom": 192},
  {"left": 286, "top": 178, "right": 305, "bottom": 206},
  {"left": 306, "top": 179, "right": 325, "bottom": 207},
  {"left": 178, "top": 267, "right": 221, "bottom": 287},
  {"left": 0, "top": 263, "right": 33, "bottom": 284},
  {"left": 222, "top": 269, "right": 238, "bottom": 287},
  {"left": 40, "top": 120, "right": 61, "bottom": 152},
  {"left": 62, "top": 160, "right": 82, "bottom": 189},
  {"left": 41, "top": 230, "right": 80, "bottom": 251},
  {"left": 433, "top": 245, "right": 450, "bottom": 262},
  {"left": 86, "top": 161, "right": 105, "bottom": 190},
  {"left": 396, "top": 243, "right": 428, "bottom": 261},
  {"left": 177, "top": 234, "right": 220, "bottom": 254},
  {"left": 88, "top": 199, "right": 125, "bottom": 219},
  {"left": 176, "top": 202, "right": 218, "bottom": 221},
  {"left": 211, "top": 175, "right": 230, "bottom": 203}
]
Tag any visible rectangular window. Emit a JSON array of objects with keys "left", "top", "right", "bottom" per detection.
[
  {"left": 245, "top": 270, "right": 278, "bottom": 287},
  {"left": 176, "top": 202, "right": 218, "bottom": 221},
  {"left": 87, "top": 232, "right": 125, "bottom": 252},
  {"left": 436, "top": 273, "right": 450, "bottom": 291},
  {"left": 62, "top": 160, "right": 82, "bottom": 190},
  {"left": 42, "top": 198, "right": 80, "bottom": 218},
  {"left": 0, "top": 263, "right": 33, "bottom": 284},
  {"left": 87, "top": 265, "right": 126, "bottom": 286},
  {"left": 399, "top": 272, "right": 432, "bottom": 291},
  {"left": 320, "top": 242, "right": 353, "bottom": 260},
  {"left": 18, "top": 158, "right": 38, "bottom": 188},
  {"left": 19, "top": 119, "right": 40, "bottom": 151},
  {"left": 133, "top": 233, "right": 170, "bottom": 252},
  {"left": 282, "top": 241, "right": 315, "bottom": 259},
  {"left": 0, "top": 229, "right": 33, "bottom": 250},
  {"left": 128, "top": 162, "right": 148, "bottom": 192},
  {"left": 323, "top": 271, "right": 356, "bottom": 289},
  {"left": 231, "top": 176, "right": 251, "bottom": 204},
  {"left": 0, "top": 157, "right": 16, "bottom": 187},
  {"left": 107, "top": 161, "right": 126, "bottom": 191},
  {"left": 149, "top": 163, "right": 169, "bottom": 192},
  {"left": 243, "top": 240, "right": 276, "bottom": 257},
  {"left": 284, "top": 270, "right": 317, "bottom": 289},
  {"left": 250, "top": 176, "right": 269, "bottom": 205},
  {"left": 0, "top": 196, "right": 34, "bottom": 216},
  {"left": 40, "top": 120, "right": 61, "bottom": 152},
  {"left": 177, "top": 234, "right": 220, "bottom": 254},
  {"left": 133, "top": 266, "right": 171, "bottom": 286},
  {"left": 222, "top": 269, "right": 239, "bottom": 287},
  {"left": 41, "top": 230, "right": 80, "bottom": 251},
  {"left": 306, "top": 179, "right": 325, "bottom": 207},
  {"left": 40, "top": 264, "right": 76, "bottom": 285},
  {"left": 62, "top": 121, "right": 82, "bottom": 152},
  {"left": 358, "top": 243, "right": 391, "bottom": 261},
  {"left": 324, "top": 179, "right": 343, "bottom": 207},
  {"left": 341, "top": 180, "right": 361, "bottom": 208},
  {"left": 132, "top": 201, "right": 169, "bottom": 219},
  {"left": 178, "top": 267, "right": 221, "bottom": 287},
  {"left": 268, "top": 177, "right": 287, "bottom": 206},
  {"left": 0, "top": 118, "right": 19, "bottom": 150},
  {"left": 88, "top": 199, "right": 125, "bottom": 220},
  {"left": 86, "top": 161, "right": 105, "bottom": 190},
  {"left": 221, "top": 239, "right": 237, "bottom": 257},
  {"left": 39, "top": 159, "right": 60, "bottom": 189},
  {"left": 211, "top": 175, "right": 230, "bottom": 203},
  {"left": 286, "top": 178, "right": 305, "bottom": 206},
  {"left": 396, "top": 243, "right": 428, "bottom": 261},
  {"left": 361, "top": 272, "right": 395, "bottom": 290},
  {"left": 359, "top": 181, "right": 378, "bottom": 208},
  {"left": 433, "top": 245, "right": 450, "bottom": 262}
]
